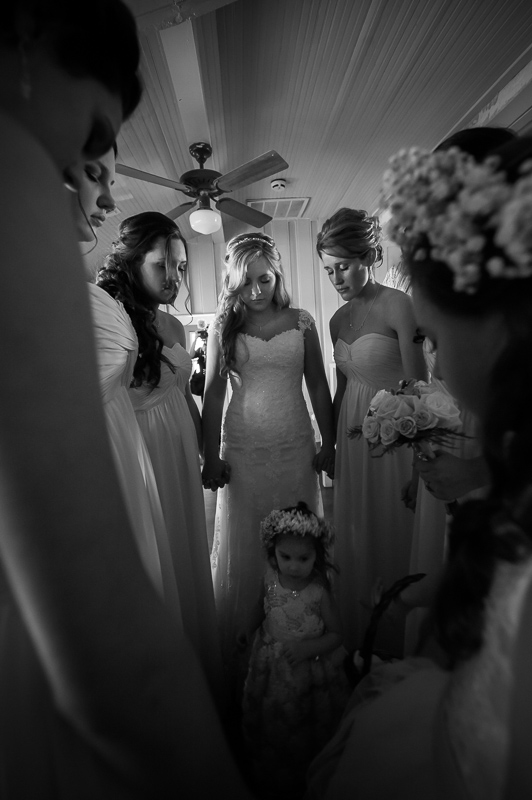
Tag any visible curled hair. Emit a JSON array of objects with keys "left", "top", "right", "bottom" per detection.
[
  {"left": 215, "top": 233, "right": 290, "bottom": 378},
  {"left": 97, "top": 212, "right": 187, "bottom": 388},
  {"left": 316, "top": 208, "right": 383, "bottom": 268},
  {"left": 405, "top": 136, "right": 532, "bottom": 664},
  {"left": 4, "top": 1, "right": 142, "bottom": 121},
  {"left": 262, "top": 502, "right": 337, "bottom": 590}
]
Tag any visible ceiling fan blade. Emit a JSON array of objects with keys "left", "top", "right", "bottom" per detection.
[
  {"left": 215, "top": 151, "right": 288, "bottom": 192},
  {"left": 216, "top": 198, "right": 272, "bottom": 227},
  {"left": 116, "top": 163, "right": 190, "bottom": 193},
  {"left": 166, "top": 202, "right": 196, "bottom": 220}
]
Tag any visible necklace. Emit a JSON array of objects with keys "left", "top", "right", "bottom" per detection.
[
  {"left": 247, "top": 310, "right": 279, "bottom": 331},
  {"left": 276, "top": 573, "right": 305, "bottom": 597},
  {"left": 349, "top": 283, "right": 381, "bottom": 331}
]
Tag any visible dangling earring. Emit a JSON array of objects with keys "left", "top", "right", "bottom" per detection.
[{"left": 19, "top": 41, "right": 32, "bottom": 101}]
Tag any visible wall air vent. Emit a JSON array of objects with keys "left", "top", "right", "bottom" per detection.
[{"left": 246, "top": 197, "right": 310, "bottom": 219}]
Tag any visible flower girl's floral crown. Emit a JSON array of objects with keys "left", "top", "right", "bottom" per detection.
[
  {"left": 260, "top": 507, "right": 333, "bottom": 547},
  {"left": 383, "top": 146, "right": 532, "bottom": 293}
]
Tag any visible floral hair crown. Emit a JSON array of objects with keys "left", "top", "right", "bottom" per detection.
[
  {"left": 260, "top": 507, "right": 333, "bottom": 548},
  {"left": 383, "top": 146, "right": 532, "bottom": 293}
]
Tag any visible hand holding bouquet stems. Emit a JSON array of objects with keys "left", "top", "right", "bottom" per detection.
[{"left": 411, "top": 440, "right": 459, "bottom": 516}]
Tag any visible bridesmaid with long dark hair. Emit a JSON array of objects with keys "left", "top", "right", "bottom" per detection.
[{"left": 97, "top": 212, "right": 223, "bottom": 704}]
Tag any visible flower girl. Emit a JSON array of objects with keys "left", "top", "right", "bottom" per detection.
[{"left": 240, "top": 501, "right": 349, "bottom": 798}]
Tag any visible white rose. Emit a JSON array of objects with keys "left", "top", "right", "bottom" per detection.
[
  {"left": 392, "top": 397, "right": 419, "bottom": 419},
  {"left": 393, "top": 416, "right": 417, "bottom": 438},
  {"left": 369, "top": 389, "right": 391, "bottom": 411},
  {"left": 380, "top": 418, "right": 400, "bottom": 446},
  {"left": 372, "top": 393, "right": 401, "bottom": 419},
  {"left": 362, "top": 417, "right": 380, "bottom": 444},
  {"left": 413, "top": 405, "right": 437, "bottom": 430},
  {"left": 423, "top": 392, "right": 461, "bottom": 430}
]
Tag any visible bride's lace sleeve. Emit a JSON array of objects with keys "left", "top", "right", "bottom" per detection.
[
  {"left": 298, "top": 309, "right": 315, "bottom": 332},
  {"left": 211, "top": 317, "right": 223, "bottom": 340}
]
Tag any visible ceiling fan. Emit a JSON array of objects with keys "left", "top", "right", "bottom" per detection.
[{"left": 115, "top": 142, "right": 288, "bottom": 232}]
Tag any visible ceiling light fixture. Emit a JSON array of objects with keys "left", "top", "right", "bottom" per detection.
[
  {"left": 271, "top": 178, "right": 286, "bottom": 191},
  {"left": 189, "top": 196, "right": 222, "bottom": 234}
]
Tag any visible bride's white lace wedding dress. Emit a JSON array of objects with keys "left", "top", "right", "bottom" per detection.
[{"left": 211, "top": 310, "right": 323, "bottom": 679}]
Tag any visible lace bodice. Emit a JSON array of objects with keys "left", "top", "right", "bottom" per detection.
[
  {"left": 262, "top": 566, "right": 324, "bottom": 642},
  {"left": 129, "top": 343, "right": 192, "bottom": 412},
  {"left": 221, "top": 309, "right": 314, "bottom": 452}
]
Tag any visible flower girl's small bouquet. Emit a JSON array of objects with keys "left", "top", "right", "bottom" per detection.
[{"left": 348, "top": 379, "right": 465, "bottom": 458}]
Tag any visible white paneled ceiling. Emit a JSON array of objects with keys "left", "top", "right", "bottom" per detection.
[{"left": 85, "top": 0, "right": 532, "bottom": 267}]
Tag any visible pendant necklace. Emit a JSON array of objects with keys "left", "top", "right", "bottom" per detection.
[
  {"left": 247, "top": 310, "right": 278, "bottom": 331},
  {"left": 349, "top": 283, "right": 381, "bottom": 331},
  {"left": 276, "top": 573, "right": 302, "bottom": 597}
]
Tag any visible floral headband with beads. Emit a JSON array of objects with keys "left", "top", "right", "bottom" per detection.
[
  {"left": 382, "top": 146, "right": 532, "bottom": 293},
  {"left": 260, "top": 508, "right": 334, "bottom": 548}
]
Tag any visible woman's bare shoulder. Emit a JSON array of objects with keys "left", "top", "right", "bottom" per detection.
[
  {"left": 380, "top": 284, "right": 411, "bottom": 303},
  {"left": 329, "top": 303, "right": 349, "bottom": 334},
  {"left": 380, "top": 285, "right": 413, "bottom": 315},
  {"left": 160, "top": 311, "right": 186, "bottom": 347},
  {"left": 163, "top": 311, "right": 184, "bottom": 332},
  {"left": 280, "top": 306, "right": 301, "bottom": 322}
]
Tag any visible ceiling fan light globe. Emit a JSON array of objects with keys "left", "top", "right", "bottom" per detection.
[{"left": 189, "top": 208, "right": 222, "bottom": 234}]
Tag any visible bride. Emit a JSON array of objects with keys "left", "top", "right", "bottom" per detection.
[{"left": 201, "top": 232, "right": 336, "bottom": 690}]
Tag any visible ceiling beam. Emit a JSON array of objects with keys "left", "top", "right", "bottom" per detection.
[
  {"left": 160, "top": 21, "right": 211, "bottom": 145},
  {"left": 129, "top": 0, "right": 237, "bottom": 31}
]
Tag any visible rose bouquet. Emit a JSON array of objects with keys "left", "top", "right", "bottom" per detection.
[{"left": 348, "top": 379, "right": 465, "bottom": 458}]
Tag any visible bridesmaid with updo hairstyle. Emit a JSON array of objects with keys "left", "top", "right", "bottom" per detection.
[{"left": 317, "top": 208, "right": 427, "bottom": 655}]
